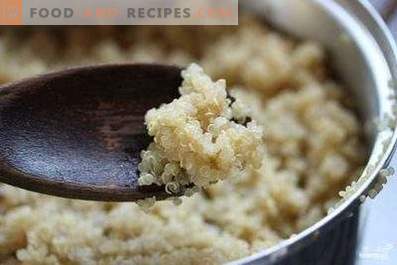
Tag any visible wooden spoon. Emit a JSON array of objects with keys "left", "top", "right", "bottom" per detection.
[{"left": 0, "top": 64, "right": 183, "bottom": 201}]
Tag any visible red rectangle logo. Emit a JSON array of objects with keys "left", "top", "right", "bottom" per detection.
[{"left": 0, "top": 0, "right": 22, "bottom": 25}]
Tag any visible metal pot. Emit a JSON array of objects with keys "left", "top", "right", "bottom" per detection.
[{"left": 231, "top": 0, "right": 397, "bottom": 264}]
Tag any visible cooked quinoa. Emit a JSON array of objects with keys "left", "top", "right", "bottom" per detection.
[
  {"left": 138, "top": 64, "right": 265, "bottom": 193},
  {"left": 0, "top": 15, "right": 366, "bottom": 265}
]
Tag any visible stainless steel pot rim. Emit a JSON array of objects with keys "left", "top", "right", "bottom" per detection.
[{"left": 229, "top": 0, "right": 397, "bottom": 264}]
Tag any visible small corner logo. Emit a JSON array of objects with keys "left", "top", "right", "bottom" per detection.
[{"left": 0, "top": 0, "right": 22, "bottom": 25}]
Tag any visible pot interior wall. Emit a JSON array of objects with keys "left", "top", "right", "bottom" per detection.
[{"left": 243, "top": 0, "right": 392, "bottom": 146}]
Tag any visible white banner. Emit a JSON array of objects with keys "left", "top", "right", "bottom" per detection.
[{"left": 12, "top": 0, "right": 238, "bottom": 25}]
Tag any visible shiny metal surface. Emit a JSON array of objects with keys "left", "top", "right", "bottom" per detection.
[
  {"left": 232, "top": 0, "right": 397, "bottom": 264},
  {"left": 357, "top": 154, "right": 397, "bottom": 264}
]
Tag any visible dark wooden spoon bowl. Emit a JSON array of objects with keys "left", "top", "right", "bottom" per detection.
[{"left": 0, "top": 64, "right": 182, "bottom": 201}]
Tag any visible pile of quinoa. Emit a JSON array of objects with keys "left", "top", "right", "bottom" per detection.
[
  {"left": 0, "top": 15, "right": 366, "bottom": 265},
  {"left": 138, "top": 64, "right": 265, "bottom": 194}
]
